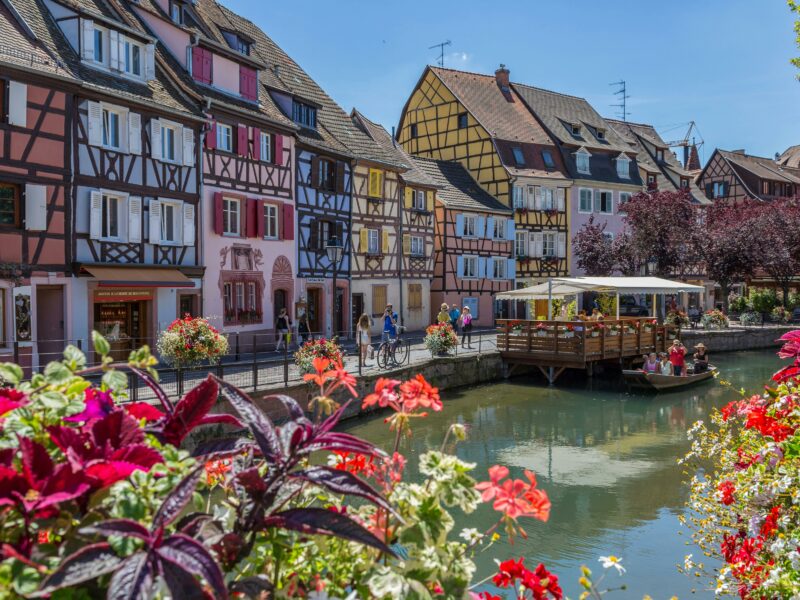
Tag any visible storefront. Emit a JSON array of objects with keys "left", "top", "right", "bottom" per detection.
[{"left": 93, "top": 288, "right": 152, "bottom": 360}]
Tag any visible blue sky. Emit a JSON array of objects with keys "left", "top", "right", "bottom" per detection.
[{"left": 226, "top": 0, "right": 799, "bottom": 162}]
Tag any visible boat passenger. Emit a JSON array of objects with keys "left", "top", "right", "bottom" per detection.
[
  {"left": 658, "top": 352, "right": 674, "bottom": 376},
  {"left": 642, "top": 352, "right": 659, "bottom": 374},
  {"left": 693, "top": 343, "right": 709, "bottom": 373},
  {"left": 669, "top": 339, "right": 687, "bottom": 376},
  {"left": 591, "top": 308, "right": 603, "bottom": 321}
]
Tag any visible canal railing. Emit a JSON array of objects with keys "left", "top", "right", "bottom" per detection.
[{"left": 496, "top": 318, "right": 680, "bottom": 383}]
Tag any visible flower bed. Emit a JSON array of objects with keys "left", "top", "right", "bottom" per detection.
[
  {"left": 294, "top": 337, "right": 343, "bottom": 374},
  {"left": 156, "top": 315, "right": 228, "bottom": 367},
  {"left": 665, "top": 310, "right": 690, "bottom": 328},
  {"left": 772, "top": 306, "right": 790, "bottom": 323},
  {"left": 740, "top": 310, "right": 763, "bottom": 326},
  {"left": 701, "top": 309, "right": 729, "bottom": 329},
  {"left": 424, "top": 322, "right": 458, "bottom": 355}
]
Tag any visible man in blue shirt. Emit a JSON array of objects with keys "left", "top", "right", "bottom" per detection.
[
  {"left": 449, "top": 305, "right": 461, "bottom": 333},
  {"left": 382, "top": 304, "right": 398, "bottom": 342}
]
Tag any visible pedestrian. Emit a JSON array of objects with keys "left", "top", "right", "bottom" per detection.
[
  {"left": 298, "top": 312, "right": 311, "bottom": 344},
  {"left": 382, "top": 304, "right": 397, "bottom": 342},
  {"left": 357, "top": 313, "right": 372, "bottom": 365},
  {"left": 437, "top": 303, "right": 450, "bottom": 324},
  {"left": 669, "top": 339, "right": 687, "bottom": 376},
  {"left": 275, "top": 307, "right": 292, "bottom": 352},
  {"left": 459, "top": 306, "right": 474, "bottom": 349},
  {"left": 449, "top": 304, "right": 461, "bottom": 333}
]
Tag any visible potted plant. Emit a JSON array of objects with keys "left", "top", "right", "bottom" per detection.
[
  {"left": 510, "top": 320, "right": 524, "bottom": 334},
  {"left": 535, "top": 322, "right": 548, "bottom": 337},
  {"left": 294, "top": 337, "right": 344, "bottom": 374},
  {"left": 560, "top": 323, "right": 575, "bottom": 338},
  {"left": 424, "top": 322, "right": 458, "bottom": 356},
  {"left": 665, "top": 309, "right": 690, "bottom": 329},
  {"left": 590, "top": 323, "right": 603, "bottom": 337},
  {"left": 608, "top": 324, "right": 621, "bottom": 336},
  {"left": 642, "top": 318, "right": 657, "bottom": 332},
  {"left": 701, "top": 309, "right": 729, "bottom": 330},
  {"left": 156, "top": 315, "right": 228, "bottom": 368}
]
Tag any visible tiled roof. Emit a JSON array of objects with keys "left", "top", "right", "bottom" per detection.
[
  {"left": 777, "top": 145, "right": 800, "bottom": 169},
  {"left": 719, "top": 149, "right": 800, "bottom": 185},
  {"left": 9, "top": 0, "right": 199, "bottom": 117},
  {"left": 351, "top": 109, "right": 438, "bottom": 187},
  {"left": 409, "top": 156, "right": 511, "bottom": 214},
  {"left": 0, "top": 0, "right": 73, "bottom": 78}
]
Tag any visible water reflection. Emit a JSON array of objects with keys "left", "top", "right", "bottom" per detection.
[{"left": 344, "top": 350, "right": 781, "bottom": 598}]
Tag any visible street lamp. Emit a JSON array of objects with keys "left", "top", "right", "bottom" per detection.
[
  {"left": 646, "top": 257, "right": 657, "bottom": 276},
  {"left": 326, "top": 235, "right": 343, "bottom": 338}
]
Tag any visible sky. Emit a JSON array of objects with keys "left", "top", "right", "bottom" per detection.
[{"left": 224, "top": 0, "right": 800, "bottom": 162}]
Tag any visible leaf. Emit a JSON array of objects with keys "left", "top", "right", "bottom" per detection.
[
  {"left": 80, "top": 519, "right": 151, "bottom": 541},
  {"left": 62, "top": 345, "right": 86, "bottom": 369},
  {"left": 235, "top": 467, "right": 267, "bottom": 494},
  {"left": 305, "top": 432, "right": 384, "bottom": 457},
  {"left": 230, "top": 576, "right": 274, "bottom": 598},
  {"left": 189, "top": 436, "right": 254, "bottom": 458},
  {"left": 265, "top": 394, "right": 307, "bottom": 422},
  {"left": 158, "top": 534, "right": 228, "bottom": 599},
  {"left": 92, "top": 331, "right": 110, "bottom": 358},
  {"left": 107, "top": 552, "right": 153, "bottom": 600},
  {"left": 152, "top": 465, "right": 203, "bottom": 529},
  {"left": 157, "top": 552, "right": 206, "bottom": 600},
  {"left": 38, "top": 391, "right": 69, "bottom": 410},
  {"left": 291, "top": 466, "right": 394, "bottom": 513},
  {"left": 36, "top": 543, "right": 123, "bottom": 594},
  {"left": 0, "top": 362, "right": 23, "bottom": 385},
  {"left": 44, "top": 362, "right": 72, "bottom": 385},
  {"left": 161, "top": 376, "right": 220, "bottom": 446},
  {"left": 198, "top": 413, "right": 244, "bottom": 428},
  {"left": 262, "top": 507, "right": 395, "bottom": 555},
  {"left": 102, "top": 370, "right": 129, "bottom": 393},
  {"left": 128, "top": 366, "right": 173, "bottom": 412},
  {"left": 214, "top": 376, "right": 282, "bottom": 463}
]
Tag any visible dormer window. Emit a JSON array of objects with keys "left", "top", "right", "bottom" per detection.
[
  {"left": 681, "top": 178, "right": 689, "bottom": 189},
  {"left": 93, "top": 27, "right": 105, "bottom": 64},
  {"left": 292, "top": 100, "right": 317, "bottom": 128},
  {"left": 571, "top": 123, "right": 582, "bottom": 136},
  {"left": 80, "top": 19, "right": 153, "bottom": 82},
  {"left": 169, "top": 0, "right": 184, "bottom": 24},
  {"left": 575, "top": 149, "right": 591, "bottom": 174},
  {"left": 596, "top": 128, "right": 606, "bottom": 140},
  {"left": 512, "top": 147, "right": 525, "bottom": 167},
  {"left": 616, "top": 154, "right": 630, "bottom": 179},
  {"left": 656, "top": 148, "right": 665, "bottom": 162},
  {"left": 222, "top": 30, "right": 251, "bottom": 56},
  {"left": 542, "top": 150, "right": 555, "bottom": 168},
  {"left": 122, "top": 39, "right": 143, "bottom": 77}
]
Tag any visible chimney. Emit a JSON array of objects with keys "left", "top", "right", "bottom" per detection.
[
  {"left": 686, "top": 143, "right": 701, "bottom": 171},
  {"left": 495, "top": 64, "right": 510, "bottom": 90}
]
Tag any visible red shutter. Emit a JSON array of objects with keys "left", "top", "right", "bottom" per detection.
[
  {"left": 237, "top": 125, "right": 248, "bottom": 157},
  {"left": 205, "top": 121, "right": 216, "bottom": 150},
  {"left": 257, "top": 201, "right": 265, "bottom": 239},
  {"left": 239, "top": 66, "right": 257, "bottom": 101},
  {"left": 274, "top": 134, "right": 283, "bottom": 166},
  {"left": 282, "top": 203, "right": 294, "bottom": 241},
  {"left": 252, "top": 127, "right": 261, "bottom": 161},
  {"left": 213, "top": 192, "right": 223, "bottom": 235},
  {"left": 246, "top": 199, "right": 257, "bottom": 237},
  {"left": 192, "top": 46, "right": 204, "bottom": 83},
  {"left": 203, "top": 49, "right": 212, "bottom": 84}
]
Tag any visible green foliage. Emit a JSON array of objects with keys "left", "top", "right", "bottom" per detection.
[
  {"left": 727, "top": 293, "right": 749, "bottom": 314},
  {"left": 597, "top": 294, "right": 617, "bottom": 317},
  {"left": 749, "top": 288, "right": 779, "bottom": 314},
  {"left": 790, "top": 0, "right": 800, "bottom": 74}
]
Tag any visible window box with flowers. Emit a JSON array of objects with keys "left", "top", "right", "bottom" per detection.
[
  {"left": 514, "top": 207, "right": 529, "bottom": 216},
  {"left": 590, "top": 323, "right": 604, "bottom": 337},
  {"left": 156, "top": 315, "right": 229, "bottom": 368},
  {"left": 559, "top": 324, "right": 575, "bottom": 338},
  {"left": 535, "top": 322, "right": 548, "bottom": 337},
  {"left": 608, "top": 324, "right": 621, "bottom": 336}
]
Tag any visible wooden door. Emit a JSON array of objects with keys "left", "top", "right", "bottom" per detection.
[
  {"left": 352, "top": 293, "right": 364, "bottom": 336},
  {"left": 307, "top": 288, "right": 321, "bottom": 334},
  {"left": 36, "top": 286, "right": 64, "bottom": 366},
  {"left": 273, "top": 289, "right": 287, "bottom": 323}
]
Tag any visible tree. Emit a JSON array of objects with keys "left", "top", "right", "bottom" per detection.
[
  {"left": 612, "top": 232, "right": 641, "bottom": 276},
  {"left": 789, "top": 0, "right": 800, "bottom": 75},
  {"left": 750, "top": 198, "right": 800, "bottom": 306},
  {"left": 571, "top": 216, "right": 615, "bottom": 275}
]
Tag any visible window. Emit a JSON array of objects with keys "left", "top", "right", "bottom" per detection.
[
  {"left": 372, "top": 285, "right": 387, "bottom": 316},
  {"left": 492, "top": 258, "right": 507, "bottom": 279},
  {"left": 515, "top": 231, "right": 527, "bottom": 257},
  {"left": 93, "top": 27, "right": 105, "bottom": 64},
  {"left": 217, "top": 123, "right": 233, "bottom": 152},
  {"left": 596, "top": 128, "right": 605, "bottom": 140},
  {"left": 647, "top": 174, "right": 657, "bottom": 186},
  {"left": 579, "top": 188, "right": 593, "bottom": 213},
  {"left": 367, "top": 229, "right": 379, "bottom": 254},
  {"left": 260, "top": 204, "right": 279, "bottom": 239},
  {"left": 318, "top": 159, "right": 336, "bottom": 191},
  {"left": 223, "top": 283, "right": 233, "bottom": 315},
  {"left": 292, "top": 100, "right": 317, "bottom": 128},
  {"left": 541, "top": 188, "right": 555, "bottom": 211},
  {"left": 412, "top": 190, "right": 426, "bottom": 211},
  {"left": 410, "top": 123, "right": 418, "bottom": 139},
  {"left": 542, "top": 150, "right": 555, "bottom": 168},
  {"left": 616, "top": 156, "right": 630, "bottom": 179},
  {"left": 235, "top": 282, "right": 245, "bottom": 313},
  {"left": 316, "top": 220, "right": 333, "bottom": 248},
  {"left": 713, "top": 181, "right": 726, "bottom": 198},
  {"left": 619, "top": 192, "right": 631, "bottom": 204},
  {"left": 542, "top": 232, "right": 557, "bottom": 257},
  {"left": 576, "top": 151, "right": 590, "bottom": 174},
  {"left": 161, "top": 121, "right": 180, "bottom": 162},
  {"left": 493, "top": 218, "right": 506, "bottom": 239},
  {"left": 169, "top": 1, "right": 183, "bottom": 24},
  {"left": 602, "top": 232, "right": 614, "bottom": 242},
  {"left": 260, "top": 132, "right": 272, "bottom": 162},
  {"left": 512, "top": 147, "right": 525, "bottom": 166},
  {"left": 101, "top": 194, "right": 121, "bottom": 239},
  {"left": 457, "top": 112, "right": 468, "bottom": 129},
  {"left": 160, "top": 201, "right": 181, "bottom": 244},
  {"left": 102, "top": 107, "right": 122, "bottom": 150},
  {"left": 247, "top": 282, "right": 257, "bottom": 311},
  {"left": 463, "top": 256, "right": 477, "bottom": 278},
  {"left": 681, "top": 178, "right": 689, "bottom": 189},
  {"left": 512, "top": 186, "right": 525, "bottom": 209},
  {"left": 407, "top": 283, "right": 422, "bottom": 310},
  {"left": 222, "top": 197, "right": 240, "bottom": 236},
  {"left": 0, "top": 184, "right": 19, "bottom": 227},
  {"left": 222, "top": 277, "right": 262, "bottom": 324},
  {"left": 368, "top": 169, "right": 383, "bottom": 198},
  {"left": 0, "top": 82, "right": 5, "bottom": 125},
  {"left": 410, "top": 236, "right": 424, "bottom": 256},
  {"left": 463, "top": 215, "right": 476, "bottom": 237},
  {"left": 571, "top": 123, "right": 581, "bottom": 136},
  {"left": 599, "top": 191, "right": 613, "bottom": 214},
  {"left": 221, "top": 30, "right": 250, "bottom": 55},
  {"left": 656, "top": 148, "right": 665, "bottom": 162},
  {"left": 122, "top": 39, "right": 142, "bottom": 77}
]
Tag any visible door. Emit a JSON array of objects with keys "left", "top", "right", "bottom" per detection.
[
  {"left": 36, "top": 286, "right": 64, "bottom": 367},
  {"left": 273, "top": 289, "right": 287, "bottom": 323},
  {"left": 351, "top": 293, "right": 364, "bottom": 336},
  {"left": 307, "top": 288, "right": 321, "bottom": 334},
  {"left": 179, "top": 294, "right": 197, "bottom": 318},
  {"left": 335, "top": 287, "right": 344, "bottom": 337}
]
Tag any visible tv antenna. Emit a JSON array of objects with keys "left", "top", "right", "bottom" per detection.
[
  {"left": 429, "top": 40, "right": 452, "bottom": 67},
  {"left": 609, "top": 80, "right": 630, "bottom": 121}
]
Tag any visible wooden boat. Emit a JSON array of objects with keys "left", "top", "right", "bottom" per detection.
[{"left": 622, "top": 366, "right": 717, "bottom": 392}]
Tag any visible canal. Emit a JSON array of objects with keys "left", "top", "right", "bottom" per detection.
[{"left": 344, "top": 349, "right": 782, "bottom": 599}]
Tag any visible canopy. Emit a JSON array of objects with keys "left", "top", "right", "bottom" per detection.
[
  {"left": 84, "top": 266, "right": 193, "bottom": 288},
  {"left": 497, "top": 276, "right": 704, "bottom": 300},
  {"left": 496, "top": 281, "right": 597, "bottom": 300}
]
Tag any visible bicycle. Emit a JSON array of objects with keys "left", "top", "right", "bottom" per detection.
[{"left": 376, "top": 330, "right": 409, "bottom": 369}]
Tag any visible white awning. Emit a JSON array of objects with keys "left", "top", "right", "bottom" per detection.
[
  {"left": 496, "top": 281, "right": 596, "bottom": 300},
  {"left": 496, "top": 277, "right": 704, "bottom": 301}
]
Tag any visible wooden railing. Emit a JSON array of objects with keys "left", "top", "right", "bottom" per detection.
[{"left": 496, "top": 318, "right": 680, "bottom": 365}]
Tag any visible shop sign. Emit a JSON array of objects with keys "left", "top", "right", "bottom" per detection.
[
  {"left": 94, "top": 288, "right": 153, "bottom": 302},
  {"left": 306, "top": 278, "right": 326, "bottom": 284}
]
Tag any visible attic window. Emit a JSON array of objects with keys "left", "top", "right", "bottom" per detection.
[
  {"left": 596, "top": 128, "right": 605, "bottom": 140},
  {"left": 571, "top": 123, "right": 582, "bottom": 136},
  {"left": 292, "top": 100, "right": 316, "bottom": 128},
  {"left": 410, "top": 123, "right": 418, "bottom": 139},
  {"left": 169, "top": 0, "right": 184, "bottom": 24},
  {"left": 512, "top": 147, "right": 525, "bottom": 167},
  {"left": 681, "top": 178, "right": 689, "bottom": 189},
  {"left": 542, "top": 150, "right": 555, "bottom": 168},
  {"left": 616, "top": 155, "right": 630, "bottom": 179},
  {"left": 656, "top": 148, "right": 665, "bottom": 162},
  {"left": 457, "top": 113, "right": 468, "bottom": 129},
  {"left": 221, "top": 30, "right": 250, "bottom": 56},
  {"left": 576, "top": 149, "right": 590, "bottom": 174}
]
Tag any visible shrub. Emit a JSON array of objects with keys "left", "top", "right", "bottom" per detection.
[
  {"left": 728, "top": 293, "right": 750, "bottom": 314},
  {"left": 701, "top": 309, "right": 729, "bottom": 329},
  {"left": 597, "top": 294, "right": 617, "bottom": 318},
  {"left": 740, "top": 310, "right": 763, "bottom": 326},
  {"left": 424, "top": 322, "right": 458, "bottom": 355},
  {"left": 294, "top": 337, "right": 343, "bottom": 374},
  {"left": 788, "top": 292, "right": 800, "bottom": 309},
  {"left": 665, "top": 309, "right": 690, "bottom": 328},
  {"left": 748, "top": 287, "right": 779, "bottom": 315},
  {"left": 772, "top": 305, "right": 790, "bottom": 323},
  {"left": 682, "top": 330, "right": 800, "bottom": 598},
  {"left": 156, "top": 315, "right": 228, "bottom": 368}
]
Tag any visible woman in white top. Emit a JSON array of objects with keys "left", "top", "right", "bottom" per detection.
[
  {"left": 658, "top": 352, "right": 673, "bottom": 376},
  {"left": 357, "top": 313, "right": 372, "bottom": 365}
]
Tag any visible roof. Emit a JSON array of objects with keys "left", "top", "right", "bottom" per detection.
[
  {"left": 606, "top": 119, "right": 710, "bottom": 205},
  {"left": 718, "top": 149, "right": 800, "bottom": 185},
  {"left": 497, "top": 277, "right": 704, "bottom": 300},
  {"left": 0, "top": 0, "right": 72, "bottom": 78},
  {"left": 351, "top": 109, "right": 437, "bottom": 186},
  {"left": 9, "top": 0, "right": 199, "bottom": 118},
  {"left": 777, "top": 145, "right": 800, "bottom": 169},
  {"left": 409, "top": 156, "right": 511, "bottom": 214}
]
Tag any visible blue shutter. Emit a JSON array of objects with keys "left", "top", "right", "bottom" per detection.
[
  {"left": 486, "top": 217, "right": 494, "bottom": 239},
  {"left": 477, "top": 257, "right": 486, "bottom": 278},
  {"left": 506, "top": 219, "right": 515, "bottom": 240},
  {"left": 455, "top": 214, "right": 464, "bottom": 237},
  {"left": 507, "top": 258, "right": 516, "bottom": 280},
  {"left": 476, "top": 216, "right": 486, "bottom": 238},
  {"left": 456, "top": 255, "right": 464, "bottom": 278}
]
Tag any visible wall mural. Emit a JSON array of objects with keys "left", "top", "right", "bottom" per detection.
[{"left": 14, "top": 293, "right": 31, "bottom": 341}]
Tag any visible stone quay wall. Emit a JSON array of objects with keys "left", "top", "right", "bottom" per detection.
[{"left": 680, "top": 325, "right": 793, "bottom": 352}]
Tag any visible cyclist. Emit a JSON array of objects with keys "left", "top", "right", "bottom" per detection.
[{"left": 382, "top": 305, "right": 397, "bottom": 342}]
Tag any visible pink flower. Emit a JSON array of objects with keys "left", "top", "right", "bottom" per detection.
[{"left": 475, "top": 465, "right": 510, "bottom": 502}]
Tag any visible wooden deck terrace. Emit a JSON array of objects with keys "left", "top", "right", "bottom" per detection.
[{"left": 496, "top": 318, "right": 680, "bottom": 383}]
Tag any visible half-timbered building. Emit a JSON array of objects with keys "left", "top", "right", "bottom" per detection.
[
  {"left": 350, "top": 110, "right": 438, "bottom": 333},
  {"left": 410, "top": 157, "right": 514, "bottom": 327},
  {"left": 696, "top": 148, "right": 800, "bottom": 203},
  {"left": 396, "top": 66, "right": 572, "bottom": 292},
  {"left": 128, "top": 0, "right": 298, "bottom": 346},
  {"left": 0, "top": 0, "right": 77, "bottom": 367}
]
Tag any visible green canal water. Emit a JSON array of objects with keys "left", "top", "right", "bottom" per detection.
[{"left": 343, "top": 350, "right": 783, "bottom": 599}]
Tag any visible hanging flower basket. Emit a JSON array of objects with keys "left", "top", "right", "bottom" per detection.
[
  {"left": 156, "top": 315, "right": 228, "bottom": 368},
  {"left": 294, "top": 338, "right": 344, "bottom": 375},
  {"left": 424, "top": 323, "right": 458, "bottom": 356}
]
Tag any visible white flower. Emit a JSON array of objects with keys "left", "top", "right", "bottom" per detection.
[
  {"left": 684, "top": 554, "right": 695, "bottom": 571},
  {"left": 598, "top": 555, "right": 626, "bottom": 575},
  {"left": 459, "top": 528, "right": 482, "bottom": 544},
  {"left": 789, "top": 550, "right": 800, "bottom": 570}
]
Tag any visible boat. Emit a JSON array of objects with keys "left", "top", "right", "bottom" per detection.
[{"left": 622, "top": 366, "right": 717, "bottom": 392}]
